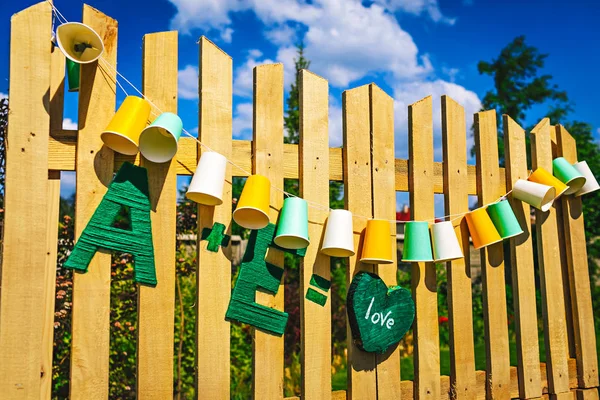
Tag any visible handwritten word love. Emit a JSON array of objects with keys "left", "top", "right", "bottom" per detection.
[{"left": 364, "top": 297, "right": 395, "bottom": 329}]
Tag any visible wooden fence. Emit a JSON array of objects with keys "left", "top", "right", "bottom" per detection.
[{"left": 0, "top": 2, "right": 598, "bottom": 399}]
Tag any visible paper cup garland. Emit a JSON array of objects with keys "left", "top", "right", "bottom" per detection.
[
  {"left": 56, "top": 22, "right": 104, "bottom": 64},
  {"left": 360, "top": 219, "right": 393, "bottom": 264},
  {"left": 553, "top": 157, "right": 586, "bottom": 195},
  {"left": 486, "top": 200, "right": 524, "bottom": 240},
  {"left": 512, "top": 179, "right": 556, "bottom": 212},
  {"left": 573, "top": 161, "right": 600, "bottom": 196},
  {"left": 464, "top": 208, "right": 502, "bottom": 249},
  {"left": 528, "top": 167, "right": 569, "bottom": 199},
  {"left": 233, "top": 174, "right": 271, "bottom": 230},
  {"left": 101, "top": 96, "right": 151, "bottom": 155},
  {"left": 274, "top": 197, "right": 310, "bottom": 249},
  {"left": 66, "top": 59, "right": 80, "bottom": 92},
  {"left": 430, "top": 221, "right": 463, "bottom": 262},
  {"left": 186, "top": 151, "right": 228, "bottom": 206},
  {"left": 139, "top": 112, "right": 183, "bottom": 163},
  {"left": 320, "top": 209, "right": 355, "bottom": 257},
  {"left": 401, "top": 221, "right": 434, "bottom": 262}
]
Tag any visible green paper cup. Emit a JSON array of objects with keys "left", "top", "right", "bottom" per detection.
[
  {"left": 66, "top": 58, "right": 80, "bottom": 92},
  {"left": 139, "top": 112, "right": 183, "bottom": 163},
  {"left": 401, "top": 221, "right": 433, "bottom": 262},
  {"left": 553, "top": 157, "right": 586, "bottom": 195},
  {"left": 486, "top": 200, "right": 523, "bottom": 239},
  {"left": 274, "top": 197, "right": 310, "bottom": 249}
]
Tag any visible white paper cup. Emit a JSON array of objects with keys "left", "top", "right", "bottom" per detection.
[
  {"left": 573, "top": 161, "right": 600, "bottom": 197},
  {"left": 512, "top": 179, "right": 556, "bottom": 212},
  {"left": 320, "top": 210, "right": 355, "bottom": 257},
  {"left": 186, "top": 152, "right": 227, "bottom": 206},
  {"left": 431, "top": 221, "right": 463, "bottom": 262}
]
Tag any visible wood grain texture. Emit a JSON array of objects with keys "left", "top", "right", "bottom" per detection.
[
  {"left": 195, "top": 36, "right": 233, "bottom": 399},
  {"left": 299, "top": 70, "right": 332, "bottom": 400},
  {"left": 370, "top": 84, "right": 402, "bottom": 399},
  {"left": 441, "top": 96, "right": 476, "bottom": 399},
  {"left": 0, "top": 2, "right": 52, "bottom": 398},
  {"left": 49, "top": 41, "right": 65, "bottom": 131},
  {"left": 530, "top": 118, "right": 571, "bottom": 397},
  {"left": 556, "top": 125, "right": 599, "bottom": 389},
  {"left": 69, "top": 6, "right": 117, "bottom": 399},
  {"left": 343, "top": 84, "right": 377, "bottom": 399},
  {"left": 136, "top": 31, "right": 178, "bottom": 399},
  {"left": 252, "top": 63, "right": 285, "bottom": 399},
  {"left": 408, "top": 96, "right": 440, "bottom": 400},
  {"left": 503, "top": 114, "right": 543, "bottom": 399},
  {"left": 473, "top": 109, "right": 510, "bottom": 399}
]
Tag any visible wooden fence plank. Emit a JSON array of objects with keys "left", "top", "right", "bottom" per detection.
[
  {"left": 343, "top": 84, "right": 377, "bottom": 399},
  {"left": 503, "top": 114, "right": 543, "bottom": 398},
  {"left": 408, "top": 95, "right": 440, "bottom": 400},
  {"left": 441, "top": 95, "right": 476, "bottom": 399},
  {"left": 556, "top": 125, "right": 599, "bottom": 389},
  {"left": 252, "top": 63, "right": 285, "bottom": 399},
  {"left": 195, "top": 36, "right": 233, "bottom": 399},
  {"left": 136, "top": 31, "right": 178, "bottom": 399},
  {"left": 49, "top": 42, "right": 65, "bottom": 131},
  {"left": 299, "top": 70, "right": 331, "bottom": 400},
  {"left": 370, "top": 84, "right": 402, "bottom": 399},
  {"left": 473, "top": 109, "right": 510, "bottom": 399},
  {"left": 69, "top": 5, "right": 117, "bottom": 399},
  {"left": 530, "top": 118, "right": 571, "bottom": 398},
  {"left": 0, "top": 2, "right": 52, "bottom": 398}
]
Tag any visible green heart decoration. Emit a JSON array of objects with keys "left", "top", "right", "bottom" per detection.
[{"left": 347, "top": 271, "right": 415, "bottom": 354}]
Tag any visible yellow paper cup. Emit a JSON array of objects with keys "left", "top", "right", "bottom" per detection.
[
  {"left": 233, "top": 175, "right": 271, "bottom": 230},
  {"left": 528, "top": 167, "right": 568, "bottom": 200},
  {"left": 101, "top": 96, "right": 151, "bottom": 155},
  {"left": 464, "top": 208, "right": 503, "bottom": 249},
  {"left": 359, "top": 219, "right": 393, "bottom": 264}
]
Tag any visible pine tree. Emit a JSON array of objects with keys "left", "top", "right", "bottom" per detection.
[{"left": 284, "top": 43, "right": 310, "bottom": 145}]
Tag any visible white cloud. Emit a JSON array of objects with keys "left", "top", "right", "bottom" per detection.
[
  {"left": 233, "top": 53, "right": 274, "bottom": 98},
  {"left": 60, "top": 171, "right": 76, "bottom": 198},
  {"left": 329, "top": 95, "right": 343, "bottom": 147},
  {"left": 221, "top": 28, "right": 234, "bottom": 43},
  {"left": 178, "top": 65, "right": 198, "bottom": 100},
  {"left": 265, "top": 24, "right": 298, "bottom": 46},
  {"left": 0, "top": 92, "right": 6, "bottom": 99},
  {"left": 62, "top": 118, "right": 78, "bottom": 130},
  {"left": 442, "top": 67, "right": 460, "bottom": 83},
  {"left": 596, "top": 127, "right": 600, "bottom": 135},
  {"left": 372, "top": 0, "right": 455, "bottom": 24},
  {"left": 232, "top": 102, "right": 253, "bottom": 139}
]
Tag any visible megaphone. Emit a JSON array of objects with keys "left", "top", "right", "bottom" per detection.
[{"left": 56, "top": 22, "right": 104, "bottom": 64}]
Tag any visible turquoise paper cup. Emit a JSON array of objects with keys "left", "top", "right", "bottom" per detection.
[
  {"left": 274, "top": 197, "right": 310, "bottom": 249},
  {"left": 139, "top": 112, "right": 183, "bottom": 163},
  {"left": 486, "top": 200, "right": 523, "bottom": 239},
  {"left": 401, "top": 221, "right": 434, "bottom": 262},
  {"left": 553, "top": 157, "right": 586, "bottom": 195}
]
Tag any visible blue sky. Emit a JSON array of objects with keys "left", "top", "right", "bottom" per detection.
[{"left": 1, "top": 0, "right": 599, "bottom": 213}]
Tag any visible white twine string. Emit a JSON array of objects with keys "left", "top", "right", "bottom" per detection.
[{"left": 46, "top": 0, "right": 527, "bottom": 225}]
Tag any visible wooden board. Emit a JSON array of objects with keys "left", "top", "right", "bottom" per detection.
[
  {"left": 298, "top": 70, "right": 332, "bottom": 400},
  {"left": 69, "top": 5, "right": 117, "bottom": 399},
  {"left": 252, "top": 63, "right": 285, "bottom": 399},
  {"left": 343, "top": 84, "right": 377, "bottom": 399},
  {"left": 555, "top": 125, "right": 599, "bottom": 389},
  {"left": 0, "top": 2, "right": 52, "bottom": 398},
  {"left": 530, "top": 118, "right": 571, "bottom": 397},
  {"left": 473, "top": 110, "right": 510, "bottom": 399},
  {"left": 195, "top": 37, "right": 233, "bottom": 399},
  {"left": 408, "top": 96, "right": 440, "bottom": 399},
  {"left": 503, "top": 114, "right": 543, "bottom": 398},
  {"left": 136, "top": 31, "right": 178, "bottom": 399},
  {"left": 441, "top": 96, "right": 476, "bottom": 399},
  {"left": 370, "top": 84, "right": 402, "bottom": 399}
]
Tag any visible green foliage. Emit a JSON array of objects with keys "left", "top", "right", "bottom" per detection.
[{"left": 284, "top": 42, "right": 310, "bottom": 145}]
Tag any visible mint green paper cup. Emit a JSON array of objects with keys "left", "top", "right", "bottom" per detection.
[
  {"left": 486, "top": 200, "right": 523, "bottom": 239},
  {"left": 274, "top": 197, "right": 310, "bottom": 250},
  {"left": 401, "top": 221, "right": 433, "bottom": 262},
  {"left": 139, "top": 112, "right": 183, "bottom": 163},
  {"left": 553, "top": 157, "right": 586, "bottom": 195},
  {"left": 66, "top": 58, "right": 80, "bottom": 92}
]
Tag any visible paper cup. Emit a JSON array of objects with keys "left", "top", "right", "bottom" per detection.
[
  {"left": 528, "top": 167, "right": 569, "bottom": 200},
  {"left": 101, "top": 96, "right": 151, "bottom": 155},
  {"left": 360, "top": 219, "right": 394, "bottom": 264},
  {"left": 486, "top": 200, "right": 524, "bottom": 239},
  {"left": 401, "top": 221, "right": 434, "bottom": 262},
  {"left": 464, "top": 208, "right": 503, "bottom": 249},
  {"left": 573, "top": 161, "right": 600, "bottom": 196},
  {"left": 66, "top": 59, "right": 80, "bottom": 92},
  {"left": 320, "top": 209, "right": 355, "bottom": 257},
  {"left": 431, "top": 221, "right": 463, "bottom": 262},
  {"left": 274, "top": 197, "right": 310, "bottom": 249},
  {"left": 512, "top": 179, "right": 556, "bottom": 212},
  {"left": 56, "top": 22, "right": 104, "bottom": 64},
  {"left": 233, "top": 174, "right": 271, "bottom": 230},
  {"left": 139, "top": 112, "right": 182, "bottom": 163},
  {"left": 186, "top": 151, "right": 227, "bottom": 206},
  {"left": 553, "top": 157, "right": 586, "bottom": 195}
]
